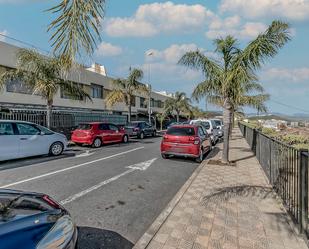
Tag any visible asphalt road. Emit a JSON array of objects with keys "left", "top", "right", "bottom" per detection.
[{"left": 0, "top": 137, "right": 216, "bottom": 249}]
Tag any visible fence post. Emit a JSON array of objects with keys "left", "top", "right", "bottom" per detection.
[{"left": 299, "top": 150, "right": 308, "bottom": 233}]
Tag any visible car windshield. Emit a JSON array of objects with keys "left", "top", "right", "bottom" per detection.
[
  {"left": 78, "top": 124, "right": 92, "bottom": 130},
  {"left": 128, "top": 122, "right": 140, "bottom": 127},
  {"left": 214, "top": 120, "right": 222, "bottom": 126},
  {"left": 166, "top": 127, "right": 195, "bottom": 136}
]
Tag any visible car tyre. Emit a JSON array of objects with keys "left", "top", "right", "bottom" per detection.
[
  {"left": 139, "top": 132, "right": 145, "bottom": 139},
  {"left": 122, "top": 135, "right": 129, "bottom": 143},
  {"left": 196, "top": 147, "right": 203, "bottom": 163},
  {"left": 49, "top": 142, "right": 64, "bottom": 156},
  {"left": 92, "top": 138, "right": 102, "bottom": 148},
  {"left": 152, "top": 131, "right": 156, "bottom": 137},
  {"left": 161, "top": 153, "right": 167, "bottom": 159}
]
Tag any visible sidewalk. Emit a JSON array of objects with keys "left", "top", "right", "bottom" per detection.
[{"left": 134, "top": 128, "right": 308, "bottom": 249}]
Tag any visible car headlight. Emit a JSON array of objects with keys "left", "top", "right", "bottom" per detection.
[{"left": 36, "top": 215, "right": 75, "bottom": 249}]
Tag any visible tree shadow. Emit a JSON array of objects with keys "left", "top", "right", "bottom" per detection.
[
  {"left": 77, "top": 226, "right": 133, "bottom": 249},
  {"left": 231, "top": 154, "right": 255, "bottom": 163}
]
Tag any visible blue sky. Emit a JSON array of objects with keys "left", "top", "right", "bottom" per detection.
[{"left": 0, "top": 0, "right": 309, "bottom": 115}]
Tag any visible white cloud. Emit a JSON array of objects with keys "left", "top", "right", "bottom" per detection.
[
  {"left": 263, "top": 67, "right": 309, "bottom": 82},
  {"left": 104, "top": 1, "right": 214, "bottom": 37},
  {"left": 0, "top": 30, "right": 8, "bottom": 41},
  {"left": 95, "top": 42, "right": 123, "bottom": 57},
  {"left": 220, "top": 0, "right": 309, "bottom": 21},
  {"left": 206, "top": 21, "right": 267, "bottom": 39}
]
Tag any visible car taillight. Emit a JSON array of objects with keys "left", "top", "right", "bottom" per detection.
[
  {"left": 43, "top": 195, "right": 61, "bottom": 209},
  {"left": 163, "top": 135, "right": 168, "bottom": 140},
  {"left": 189, "top": 137, "right": 200, "bottom": 145}
]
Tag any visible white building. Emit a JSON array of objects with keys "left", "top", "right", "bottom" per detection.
[{"left": 0, "top": 41, "right": 171, "bottom": 124}]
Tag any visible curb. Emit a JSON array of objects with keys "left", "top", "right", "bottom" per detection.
[{"left": 133, "top": 158, "right": 208, "bottom": 249}]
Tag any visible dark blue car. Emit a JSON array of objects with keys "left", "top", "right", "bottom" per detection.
[{"left": 0, "top": 189, "right": 77, "bottom": 249}]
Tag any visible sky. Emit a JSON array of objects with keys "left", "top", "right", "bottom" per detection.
[{"left": 0, "top": 0, "right": 309, "bottom": 115}]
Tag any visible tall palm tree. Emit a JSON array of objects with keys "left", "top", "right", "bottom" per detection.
[
  {"left": 105, "top": 68, "right": 146, "bottom": 123},
  {"left": 164, "top": 92, "right": 191, "bottom": 122},
  {"left": 156, "top": 111, "right": 168, "bottom": 131},
  {"left": 179, "top": 21, "right": 290, "bottom": 163},
  {"left": 0, "top": 49, "right": 92, "bottom": 128},
  {"left": 47, "top": 0, "right": 105, "bottom": 66}
]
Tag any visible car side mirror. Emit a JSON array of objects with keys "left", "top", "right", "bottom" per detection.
[{"left": 40, "top": 131, "right": 45, "bottom": 136}]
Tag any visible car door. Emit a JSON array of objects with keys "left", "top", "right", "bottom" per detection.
[
  {"left": 0, "top": 122, "right": 20, "bottom": 161},
  {"left": 98, "top": 123, "right": 112, "bottom": 143},
  {"left": 201, "top": 126, "right": 211, "bottom": 150},
  {"left": 144, "top": 123, "right": 153, "bottom": 136},
  {"left": 109, "top": 124, "right": 122, "bottom": 142},
  {"left": 16, "top": 123, "right": 47, "bottom": 157},
  {"left": 198, "top": 126, "right": 208, "bottom": 153}
]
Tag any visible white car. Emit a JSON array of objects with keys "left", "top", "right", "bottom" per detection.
[
  {"left": 189, "top": 119, "right": 219, "bottom": 145},
  {"left": 210, "top": 119, "right": 224, "bottom": 138},
  {"left": 0, "top": 120, "right": 68, "bottom": 161}
]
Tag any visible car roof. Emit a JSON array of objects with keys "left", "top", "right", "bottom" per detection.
[
  {"left": 170, "top": 124, "right": 198, "bottom": 128},
  {"left": 0, "top": 120, "right": 36, "bottom": 125}
]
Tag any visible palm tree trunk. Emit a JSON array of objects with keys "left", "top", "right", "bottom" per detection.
[
  {"left": 176, "top": 111, "right": 180, "bottom": 122},
  {"left": 46, "top": 99, "right": 53, "bottom": 129},
  {"left": 160, "top": 119, "right": 163, "bottom": 131},
  {"left": 222, "top": 98, "right": 232, "bottom": 164},
  {"left": 128, "top": 104, "right": 132, "bottom": 123}
]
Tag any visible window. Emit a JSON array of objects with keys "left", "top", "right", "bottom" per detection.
[
  {"left": 17, "top": 123, "right": 40, "bottom": 135},
  {"left": 37, "top": 125, "right": 54, "bottom": 135},
  {"left": 109, "top": 124, "right": 119, "bottom": 131},
  {"left": 140, "top": 97, "right": 147, "bottom": 108},
  {"left": 91, "top": 84, "right": 103, "bottom": 99},
  {"left": 99, "top": 124, "right": 109, "bottom": 130},
  {"left": 0, "top": 123, "right": 14, "bottom": 135},
  {"left": 78, "top": 124, "right": 93, "bottom": 130},
  {"left": 150, "top": 98, "right": 154, "bottom": 107},
  {"left": 201, "top": 122, "right": 210, "bottom": 130},
  {"left": 166, "top": 127, "right": 195, "bottom": 136},
  {"left": 60, "top": 83, "right": 84, "bottom": 100},
  {"left": 131, "top": 96, "right": 136, "bottom": 107},
  {"left": 6, "top": 79, "right": 33, "bottom": 94},
  {"left": 198, "top": 127, "right": 205, "bottom": 137}
]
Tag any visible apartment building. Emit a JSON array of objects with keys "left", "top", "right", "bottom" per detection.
[{"left": 0, "top": 41, "right": 170, "bottom": 123}]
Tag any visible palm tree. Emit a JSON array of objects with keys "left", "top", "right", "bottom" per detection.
[
  {"left": 156, "top": 111, "right": 169, "bottom": 131},
  {"left": 0, "top": 49, "right": 92, "bottom": 128},
  {"left": 164, "top": 92, "right": 191, "bottom": 122},
  {"left": 105, "top": 68, "right": 146, "bottom": 123},
  {"left": 179, "top": 21, "right": 290, "bottom": 163},
  {"left": 47, "top": 0, "right": 105, "bottom": 66}
]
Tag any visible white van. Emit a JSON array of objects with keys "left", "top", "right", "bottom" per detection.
[{"left": 189, "top": 119, "right": 219, "bottom": 145}]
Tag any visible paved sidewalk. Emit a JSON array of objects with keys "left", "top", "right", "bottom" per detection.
[{"left": 136, "top": 128, "right": 308, "bottom": 249}]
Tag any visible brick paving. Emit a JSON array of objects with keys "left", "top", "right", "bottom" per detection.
[{"left": 145, "top": 128, "right": 308, "bottom": 249}]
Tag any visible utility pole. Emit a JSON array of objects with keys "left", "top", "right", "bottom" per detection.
[{"left": 146, "top": 51, "right": 154, "bottom": 124}]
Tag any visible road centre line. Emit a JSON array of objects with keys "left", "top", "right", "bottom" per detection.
[{"left": 0, "top": 147, "right": 144, "bottom": 189}]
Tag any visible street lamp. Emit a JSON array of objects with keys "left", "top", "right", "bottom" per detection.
[{"left": 146, "top": 51, "right": 154, "bottom": 124}]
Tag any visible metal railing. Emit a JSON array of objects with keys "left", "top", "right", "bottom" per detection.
[{"left": 239, "top": 122, "right": 309, "bottom": 236}]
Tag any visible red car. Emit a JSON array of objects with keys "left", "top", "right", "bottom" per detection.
[
  {"left": 71, "top": 122, "right": 129, "bottom": 147},
  {"left": 161, "top": 125, "right": 212, "bottom": 162}
]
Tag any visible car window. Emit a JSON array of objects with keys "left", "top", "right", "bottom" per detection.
[
  {"left": 78, "top": 124, "right": 92, "bottom": 130},
  {"left": 0, "top": 123, "right": 14, "bottom": 135},
  {"left": 214, "top": 120, "right": 222, "bottom": 126},
  {"left": 109, "top": 124, "right": 119, "bottom": 131},
  {"left": 36, "top": 125, "right": 54, "bottom": 135},
  {"left": 166, "top": 127, "right": 196, "bottom": 136},
  {"left": 99, "top": 124, "right": 109, "bottom": 130},
  {"left": 201, "top": 122, "right": 210, "bottom": 129},
  {"left": 146, "top": 123, "right": 152, "bottom": 128},
  {"left": 17, "top": 123, "right": 40, "bottom": 135},
  {"left": 139, "top": 122, "right": 145, "bottom": 129},
  {"left": 198, "top": 127, "right": 205, "bottom": 137},
  {"left": 201, "top": 126, "right": 209, "bottom": 137}
]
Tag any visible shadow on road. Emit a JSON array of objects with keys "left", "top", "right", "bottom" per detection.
[{"left": 77, "top": 226, "right": 133, "bottom": 249}]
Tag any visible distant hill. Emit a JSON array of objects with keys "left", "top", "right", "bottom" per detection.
[{"left": 247, "top": 113, "right": 309, "bottom": 122}]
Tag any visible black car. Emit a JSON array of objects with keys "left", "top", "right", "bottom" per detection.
[
  {"left": 0, "top": 189, "right": 77, "bottom": 249},
  {"left": 125, "top": 121, "right": 156, "bottom": 139}
]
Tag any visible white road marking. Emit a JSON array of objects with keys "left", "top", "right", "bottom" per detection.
[
  {"left": 60, "top": 158, "right": 157, "bottom": 205},
  {"left": 75, "top": 150, "right": 95, "bottom": 158},
  {"left": 0, "top": 147, "right": 144, "bottom": 189}
]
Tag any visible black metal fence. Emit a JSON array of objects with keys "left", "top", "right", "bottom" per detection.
[{"left": 239, "top": 122, "right": 309, "bottom": 236}]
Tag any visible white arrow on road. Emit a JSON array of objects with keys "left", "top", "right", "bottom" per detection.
[{"left": 60, "top": 158, "right": 157, "bottom": 205}]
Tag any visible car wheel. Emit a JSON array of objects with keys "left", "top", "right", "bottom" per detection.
[
  {"left": 161, "top": 153, "right": 167, "bottom": 159},
  {"left": 152, "top": 131, "right": 156, "bottom": 137},
  {"left": 196, "top": 147, "right": 203, "bottom": 163},
  {"left": 122, "top": 135, "right": 129, "bottom": 143},
  {"left": 49, "top": 142, "right": 64, "bottom": 156},
  {"left": 92, "top": 138, "right": 102, "bottom": 148},
  {"left": 139, "top": 132, "right": 145, "bottom": 139}
]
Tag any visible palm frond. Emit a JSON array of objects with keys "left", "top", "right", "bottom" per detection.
[
  {"left": 59, "top": 80, "right": 92, "bottom": 102},
  {"left": 47, "top": 0, "right": 105, "bottom": 63},
  {"left": 105, "top": 89, "right": 125, "bottom": 107},
  {"left": 240, "top": 94, "right": 270, "bottom": 113}
]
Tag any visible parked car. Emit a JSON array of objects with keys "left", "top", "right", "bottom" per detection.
[
  {"left": 0, "top": 120, "right": 67, "bottom": 161},
  {"left": 189, "top": 119, "right": 219, "bottom": 145},
  {"left": 161, "top": 125, "right": 212, "bottom": 163},
  {"left": 211, "top": 119, "right": 224, "bottom": 138},
  {"left": 71, "top": 122, "right": 129, "bottom": 147},
  {"left": 166, "top": 122, "right": 182, "bottom": 130},
  {"left": 124, "top": 121, "right": 156, "bottom": 139},
  {"left": 0, "top": 189, "right": 77, "bottom": 249}
]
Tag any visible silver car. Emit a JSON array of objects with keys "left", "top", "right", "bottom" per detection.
[{"left": 0, "top": 120, "right": 68, "bottom": 161}]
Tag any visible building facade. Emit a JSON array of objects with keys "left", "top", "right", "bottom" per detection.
[{"left": 0, "top": 41, "right": 171, "bottom": 125}]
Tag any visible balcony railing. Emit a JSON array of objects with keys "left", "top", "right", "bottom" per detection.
[{"left": 239, "top": 122, "right": 309, "bottom": 236}]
